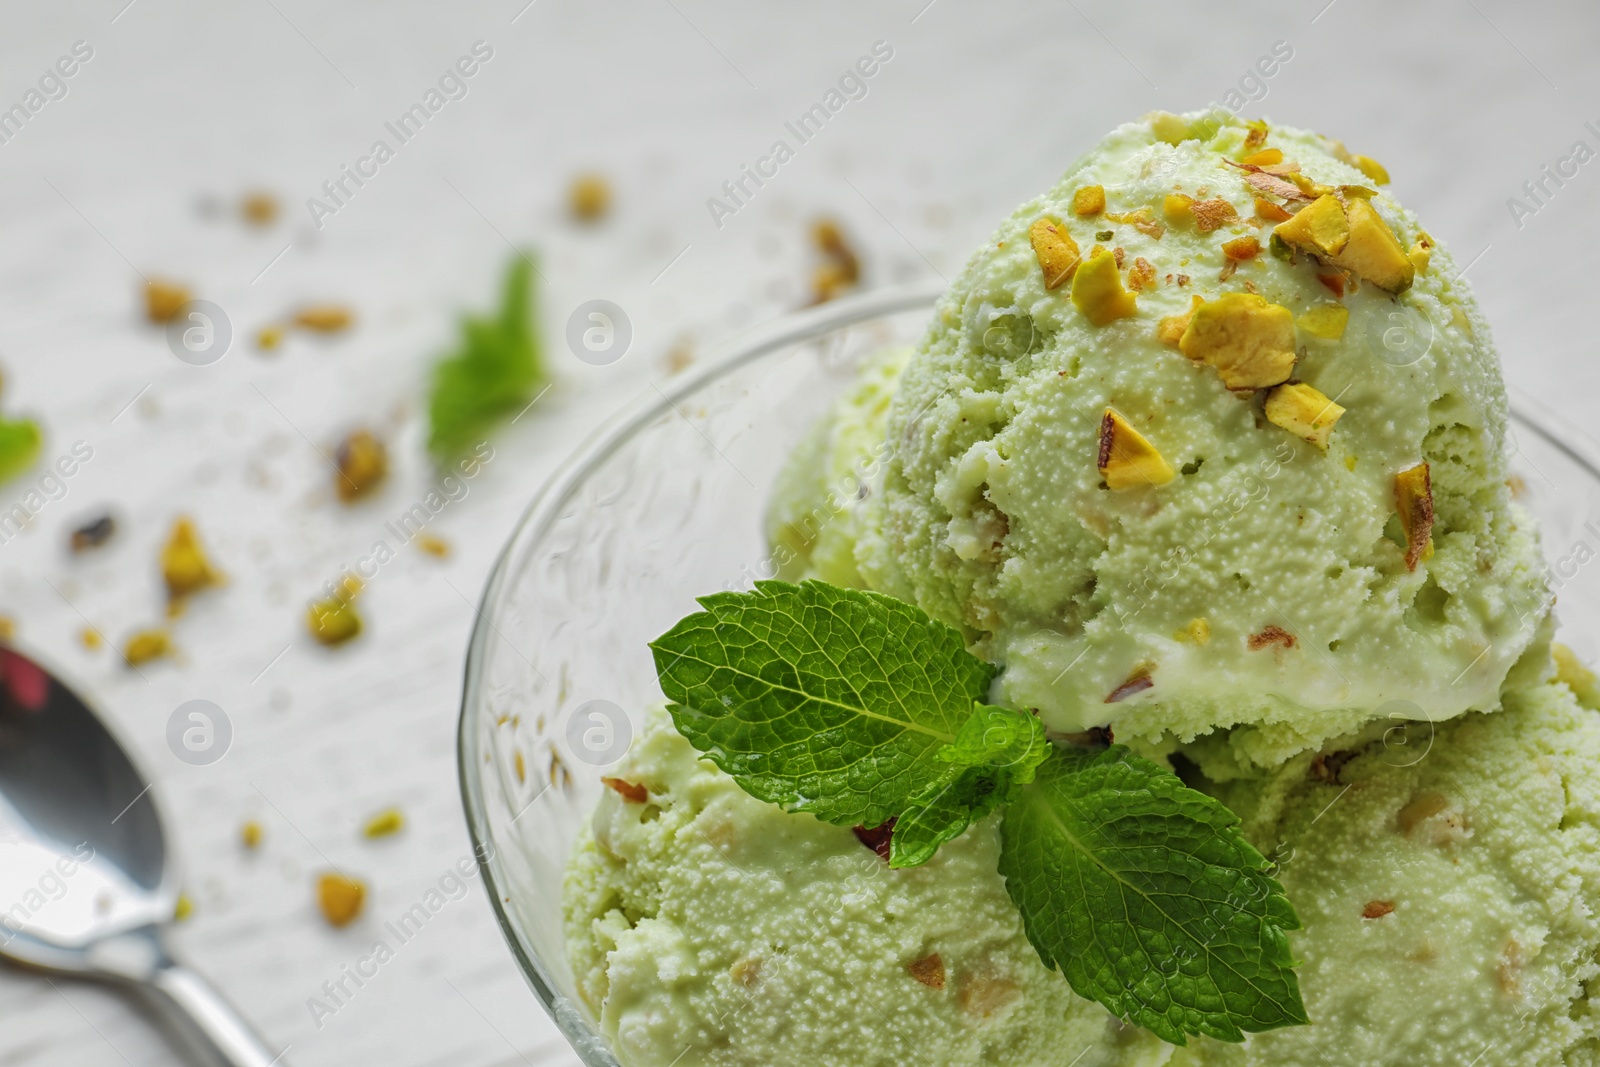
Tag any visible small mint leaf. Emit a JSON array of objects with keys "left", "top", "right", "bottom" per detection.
[
  {"left": 999, "top": 745, "right": 1307, "bottom": 1046},
  {"left": 650, "top": 579, "right": 996, "bottom": 829},
  {"left": 427, "top": 254, "right": 545, "bottom": 462},
  {"left": 889, "top": 703, "right": 1048, "bottom": 868}
]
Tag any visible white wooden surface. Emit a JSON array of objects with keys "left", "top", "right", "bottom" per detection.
[{"left": 0, "top": 1, "right": 1593, "bottom": 1063}]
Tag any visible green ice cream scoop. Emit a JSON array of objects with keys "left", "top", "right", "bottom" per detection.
[
  {"left": 772, "top": 111, "right": 1550, "bottom": 770},
  {"left": 564, "top": 707, "right": 1171, "bottom": 1067},
  {"left": 1171, "top": 678, "right": 1600, "bottom": 1067}
]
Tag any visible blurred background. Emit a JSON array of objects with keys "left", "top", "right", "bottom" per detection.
[{"left": 0, "top": 0, "right": 1592, "bottom": 1063}]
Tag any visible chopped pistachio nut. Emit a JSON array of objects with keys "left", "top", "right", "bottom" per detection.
[
  {"left": 162, "top": 517, "right": 224, "bottom": 601},
  {"left": 1072, "top": 185, "right": 1105, "bottom": 216},
  {"left": 1298, "top": 304, "right": 1350, "bottom": 340},
  {"left": 293, "top": 305, "right": 354, "bottom": 332},
  {"left": 1149, "top": 112, "right": 1190, "bottom": 145},
  {"left": 1240, "top": 148, "right": 1284, "bottom": 167},
  {"left": 1352, "top": 154, "right": 1390, "bottom": 185},
  {"left": 240, "top": 192, "right": 279, "bottom": 226},
  {"left": 1070, "top": 249, "right": 1137, "bottom": 326},
  {"left": 1157, "top": 295, "right": 1202, "bottom": 347},
  {"left": 362, "top": 807, "right": 405, "bottom": 838},
  {"left": 907, "top": 953, "right": 946, "bottom": 990},
  {"left": 416, "top": 533, "right": 451, "bottom": 558},
  {"left": 1127, "top": 257, "right": 1156, "bottom": 292},
  {"left": 1334, "top": 197, "right": 1414, "bottom": 293},
  {"left": 569, "top": 173, "right": 611, "bottom": 221},
  {"left": 1221, "top": 236, "right": 1261, "bottom": 261},
  {"left": 1394, "top": 462, "right": 1435, "bottom": 570},
  {"left": 79, "top": 627, "right": 102, "bottom": 651},
  {"left": 174, "top": 893, "right": 194, "bottom": 921},
  {"left": 1178, "top": 292, "right": 1297, "bottom": 390},
  {"left": 256, "top": 325, "right": 284, "bottom": 351},
  {"left": 1098, "top": 409, "right": 1174, "bottom": 490},
  {"left": 124, "top": 629, "right": 171, "bottom": 667},
  {"left": 1409, "top": 231, "right": 1434, "bottom": 275},
  {"left": 1163, "top": 193, "right": 1195, "bottom": 225},
  {"left": 317, "top": 872, "right": 366, "bottom": 927},
  {"left": 1028, "top": 216, "right": 1080, "bottom": 290},
  {"left": 1186, "top": 618, "right": 1211, "bottom": 645},
  {"left": 241, "top": 821, "right": 263, "bottom": 849},
  {"left": 145, "top": 280, "right": 191, "bottom": 324},
  {"left": 334, "top": 430, "right": 388, "bottom": 503},
  {"left": 308, "top": 577, "right": 364, "bottom": 646},
  {"left": 1189, "top": 197, "right": 1239, "bottom": 234},
  {"left": 1254, "top": 198, "right": 1292, "bottom": 222},
  {"left": 70, "top": 514, "right": 115, "bottom": 552},
  {"left": 1265, "top": 382, "right": 1345, "bottom": 449},
  {"left": 810, "top": 219, "right": 861, "bottom": 303},
  {"left": 1274, "top": 195, "right": 1350, "bottom": 257},
  {"left": 1276, "top": 195, "right": 1413, "bottom": 293}
]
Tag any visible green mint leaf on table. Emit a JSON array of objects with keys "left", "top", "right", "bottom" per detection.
[
  {"left": 999, "top": 744, "right": 1308, "bottom": 1046},
  {"left": 426, "top": 254, "right": 545, "bottom": 462},
  {"left": 890, "top": 703, "right": 1048, "bottom": 868},
  {"left": 649, "top": 580, "right": 996, "bottom": 833},
  {"left": 0, "top": 417, "right": 40, "bottom": 484}
]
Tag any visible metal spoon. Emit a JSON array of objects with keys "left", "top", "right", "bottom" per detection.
[{"left": 0, "top": 646, "right": 287, "bottom": 1066}]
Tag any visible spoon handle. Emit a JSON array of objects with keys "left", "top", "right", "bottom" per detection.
[{"left": 145, "top": 961, "right": 287, "bottom": 1067}]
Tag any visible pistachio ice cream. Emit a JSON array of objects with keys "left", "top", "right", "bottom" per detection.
[
  {"left": 561, "top": 110, "right": 1582, "bottom": 1067},
  {"left": 777, "top": 112, "right": 1549, "bottom": 769}
]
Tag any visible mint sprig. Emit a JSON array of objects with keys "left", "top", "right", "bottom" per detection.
[
  {"left": 891, "top": 703, "right": 1047, "bottom": 867},
  {"left": 999, "top": 745, "right": 1307, "bottom": 1045},
  {"left": 427, "top": 254, "right": 545, "bottom": 462},
  {"left": 649, "top": 580, "right": 995, "bottom": 834},
  {"left": 649, "top": 579, "right": 1307, "bottom": 1044}
]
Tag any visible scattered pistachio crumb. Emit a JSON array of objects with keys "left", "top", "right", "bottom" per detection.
[
  {"left": 307, "top": 576, "right": 363, "bottom": 646},
  {"left": 240, "top": 192, "right": 279, "bottom": 226},
  {"left": 1073, "top": 185, "right": 1105, "bottom": 216},
  {"left": 174, "top": 893, "right": 194, "bottom": 922},
  {"left": 569, "top": 174, "right": 612, "bottom": 222},
  {"left": 293, "top": 305, "right": 354, "bottom": 333},
  {"left": 70, "top": 514, "right": 116, "bottom": 552},
  {"left": 256, "top": 324, "right": 285, "bottom": 351},
  {"left": 334, "top": 430, "right": 388, "bottom": 503},
  {"left": 145, "top": 280, "right": 192, "bottom": 324},
  {"left": 316, "top": 872, "right": 366, "bottom": 927},
  {"left": 123, "top": 629, "right": 171, "bottom": 667},
  {"left": 416, "top": 532, "right": 451, "bottom": 558},
  {"left": 362, "top": 808, "right": 405, "bottom": 839},
  {"left": 241, "top": 821, "right": 263, "bottom": 849},
  {"left": 79, "top": 627, "right": 102, "bottom": 651},
  {"left": 162, "top": 517, "right": 224, "bottom": 602}
]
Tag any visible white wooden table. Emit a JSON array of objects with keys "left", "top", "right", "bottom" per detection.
[{"left": 0, "top": 0, "right": 1591, "bottom": 1063}]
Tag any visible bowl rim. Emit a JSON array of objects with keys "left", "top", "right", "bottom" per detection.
[
  {"left": 455, "top": 278, "right": 1600, "bottom": 1057},
  {"left": 456, "top": 281, "right": 944, "bottom": 1049}
]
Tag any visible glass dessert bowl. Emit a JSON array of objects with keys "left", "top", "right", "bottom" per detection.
[{"left": 457, "top": 281, "right": 1600, "bottom": 1066}]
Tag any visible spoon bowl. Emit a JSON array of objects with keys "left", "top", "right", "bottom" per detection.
[{"left": 0, "top": 646, "right": 287, "bottom": 1067}]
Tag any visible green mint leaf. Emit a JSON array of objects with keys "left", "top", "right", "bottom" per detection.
[
  {"left": 649, "top": 579, "right": 996, "bottom": 830},
  {"left": 889, "top": 703, "right": 1048, "bottom": 868},
  {"left": 0, "top": 417, "right": 41, "bottom": 485},
  {"left": 427, "top": 254, "right": 545, "bottom": 462},
  {"left": 999, "top": 745, "right": 1307, "bottom": 1046}
]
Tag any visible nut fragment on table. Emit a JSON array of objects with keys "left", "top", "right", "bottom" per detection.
[
  {"left": 293, "top": 305, "right": 354, "bottom": 333},
  {"left": 334, "top": 430, "right": 388, "bottom": 502},
  {"left": 123, "top": 628, "right": 171, "bottom": 667},
  {"left": 240, "top": 191, "right": 279, "bottom": 226},
  {"left": 569, "top": 174, "right": 612, "bottom": 222},
  {"left": 317, "top": 872, "right": 366, "bottom": 927},
  {"left": 70, "top": 514, "right": 115, "bottom": 552},
  {"left": 307, "top": 576, "right": 364, "bottom": 646},
  {"left": 362, "top": 808, "right": 405, "bottom": 838},
  {"left": 145, "top": 280, "right": 192, "bottom": 323},
  {"left": 162, "top": 517, "right": 224, "bottom": 602}
]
